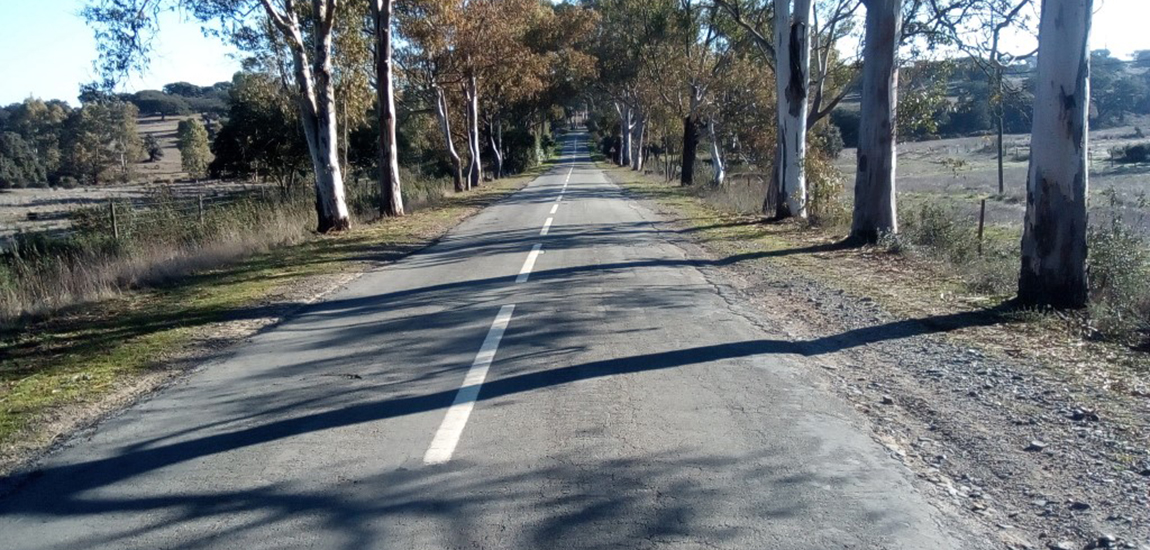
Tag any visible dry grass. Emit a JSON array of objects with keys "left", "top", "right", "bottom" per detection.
[
  {"left": 603, "top": 162, "right": 1149, "bottom": 393},
  {"left": 0, "top": 171, "right": 537, "bottom": 474}
]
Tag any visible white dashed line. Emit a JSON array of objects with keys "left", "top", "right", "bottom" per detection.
[
  {"left": 550, "top": 204, "right": 558, "bottom": 214},
  {"left": 541, "top": 217, "right": 553, "bottom": 236},
  {"left": 516, "top": 244, "right": 542, "bottom": 283},
  {"left": 423, "top": 305, "right": 515, "bottom": 465}
]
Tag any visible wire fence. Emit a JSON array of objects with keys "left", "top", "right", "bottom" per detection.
[{"left": 0, "top": 183, "right": 297, "bottom": 251}]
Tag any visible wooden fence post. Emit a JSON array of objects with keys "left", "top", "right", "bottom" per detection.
[
  {"left": 198, "top": 194, "right": 205, "bottom": 226},
  {"left": 109, "top": 198, "right": 119, "bottom": 240},
  {"left": 977, "top": 198, "right": 986, "bottom": 257}
]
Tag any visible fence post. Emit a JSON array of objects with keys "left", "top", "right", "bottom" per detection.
[
  {"left": 109, "top": 198, "right": 119, "bottom": 240},
  {"left": 198, "top": 194, "right": 205, "bottom": 226},
  {"left": 977, "top": 198, "right": 986, "bottom": 257}
]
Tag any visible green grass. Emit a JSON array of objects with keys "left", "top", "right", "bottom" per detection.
[{"left": 0, "top": 176, "right": 530, "bottom": 471}]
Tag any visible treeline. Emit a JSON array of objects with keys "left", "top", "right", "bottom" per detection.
[
  {"left": 0, "top": 97, "right": 142, "bottom": 188},
  {"left": 833, "top": 49, "right": 1150, "bottom": 145},
  {"left": 125, "top": 82, "right": 231, "bottom": 119},
  {"left": 0, "top": 81, "right": 238, "bottom": 189},
  {"left": 584, "top": 0, "right": 1109, "bottom": 311},
  {"left": 84, "top": 0, "right": 597, "bottom": 231}
]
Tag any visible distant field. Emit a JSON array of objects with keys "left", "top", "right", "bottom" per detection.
[
  {"left": 135, "top": 115, "right": 193, "bottom": 183},
  {"left": 0, "top": 116, "right": 266, "bottom": 240},
  {"left": 832, "top": 120, "right": 1150, "bottom": 236}
]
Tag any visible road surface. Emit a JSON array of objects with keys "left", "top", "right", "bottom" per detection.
[{"left": 0, "top": 133, "right": 979, "bottom": 549}]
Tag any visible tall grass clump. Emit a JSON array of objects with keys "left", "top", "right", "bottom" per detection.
[
  {"left": 0, "top": 186, "right": 315, "bottom": 322},
  {"left": 805, "top": 148, "right": 849, "bottom": 228},
  {"left": 697, "top": 172, "right": 766, "bottom": 214},
  {"left": 344, "top": 169, "right": 454, "bottom": 220},
  {"left": 1087, "top": 190, "right": 1150, "bottom": 345},
  {"left": 897, "top": 201, "right": 1017, "bottom": 295}
]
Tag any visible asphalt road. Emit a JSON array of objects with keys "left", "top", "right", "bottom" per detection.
[{"left": 0, "top": 133, "right": 980, "bottom": 549}]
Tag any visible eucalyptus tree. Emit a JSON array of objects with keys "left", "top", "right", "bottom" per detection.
[
  {"left": 713, "top": 0, "right": 859, "bottom": 217},
  {"left": 372, "top": 0, "right": 404, "bottom": 215},
  {"left": 83, "top": 0, "right": 352, "bottom": 232},
  {"left": 639, "top": 0, "right": 735, "bottom": 185},
  {"left": 1018, "top": 0, "right": 1092, "bottom": 308},
  {"left": 848, "top": 0, "right": 903, "bottom": 242},
  {"left": 396, "top": 0, "right": 467, "bottom": 191},
  {"left": 448, "top": 0, "right": 549, "bottom": 187},
  {"left": 591, "top": 0, "right": 669, "bottom": 170}
]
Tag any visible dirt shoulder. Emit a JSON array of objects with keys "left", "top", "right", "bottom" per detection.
[
  {"left": 0, "top": 176, "right": 531, "bottom": 478},
  {"left": 604, "top": 165, "right": 1149, "bottom": 550}
]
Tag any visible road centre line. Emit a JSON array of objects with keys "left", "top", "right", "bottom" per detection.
[
  {"left": 516, "top": 244, "right": 543, "bottom": 283},
  {"left": 423, "top": 305, "right": 516, "bottom": 465},
  {"left": 423, "top": 136, "right": 573, "bottom": 465}
]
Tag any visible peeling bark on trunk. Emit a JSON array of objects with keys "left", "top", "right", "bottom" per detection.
[
  {"left": 434, "top": 86, "right": 464, "bottom": 192},
  {"left": 850, "top": 0, "right": 902, "bottom": 242},
  {"left": 769, "top": 0, "right": 812, "bottom": 219},
  {"left": 373, "top": 0, "right": 404, "bottom": 217},
  {"left": 465, "top": 73, "right": 482, "bottom": 189},
  {"left": 1018, "top": 0, "right": 1092, "bottom": 308},
  {"left": 681, "top": 115, "right": 700, "bottom": 185},
  {"left": 269, "top": 1, "right": 350, "bottom": 233},
  {"left": 708, "top": 118, "right": 725, "bottom": 186}
]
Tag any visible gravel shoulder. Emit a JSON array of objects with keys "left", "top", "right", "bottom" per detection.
[{"left": 607, "top": 166, "right": 1150, "bottom": 550}]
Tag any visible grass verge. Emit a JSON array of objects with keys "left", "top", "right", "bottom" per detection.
[{"left": 0, "top": 174, "right": 533, "bottom": 474}]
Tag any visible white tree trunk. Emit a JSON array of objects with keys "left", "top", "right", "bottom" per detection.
[
  {"left": 465, "top": 73, "right": 482, "bottom": 189},
  {"left": 1018, "top": 0, "right": 1092, "bottom": 307},
  {"left": 245, "top": 4, "right": 355, "bottom": 231},
  {"left": 435, "top": 86, "right": 464, "bottom": 192},
  {"left": 374, "top": 0, "right": 403, "bottom": 217},
  {"left": 270, "top": 4, "right": 350, "bottom": 232},
  {"left": 773, "top": 0, "right": 812, "bottom": 218},
  {"left": 708, "top": 118, "right": 725, "bottom": 186},
  {"left": 631, "top": 115, "right": 645, "bottom": 171},
  {"left": 624, "top": 106, "right": 634, "bottom": 167},
  {"left": 850, "top": 0, "right": 901, "bottom": 241},
  {"left": 489, "top": 114, "right": 504, "bottom": 179}
]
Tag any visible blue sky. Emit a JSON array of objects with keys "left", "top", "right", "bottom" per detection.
[
  {"left": 0, "top": 0, "right": 1147, "bottom": 105},
  {"left": 0, "top": 0, "right": 241, "bottom": 105}
]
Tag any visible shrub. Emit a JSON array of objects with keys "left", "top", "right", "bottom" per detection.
[
  {"left": 1108, "top": 143, "right": 1150, "bottom": 164},
  {"left": 805, "top": 148, "right": 848, "bottom": 228},
  {"left": 904, "top": 202, "right": 978, "bottom": 263},
  {"left": 813, "top": 122, "right": 844, "bottom": 159},
  {"left": 1087, "top": 194, "right": 1150, "bottom": 343},
  {"left": 830, "top": 109, "right": 860, "bottom": 148}
]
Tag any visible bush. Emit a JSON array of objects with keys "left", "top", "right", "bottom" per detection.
[
  {"left": 502, "top": 128, "right": 540, "bottom": 174},
  {"left": 813, "top": 122, "right": 844, "bottom": 159},
  {"left": 1108, "top": 143, "right": 1150, "bottom": 164},
  {"left": 830, "top": 109, "right": 860, "bottom": 149},
  {"left": 805, "top": 148, "right": 848, "bottom": 227},
  {"left": 904, "top": 202, "right": 978, "bottom": 263},
  {"left": 1087, "top": 194, "right": 1150, "bottom": 343}
]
